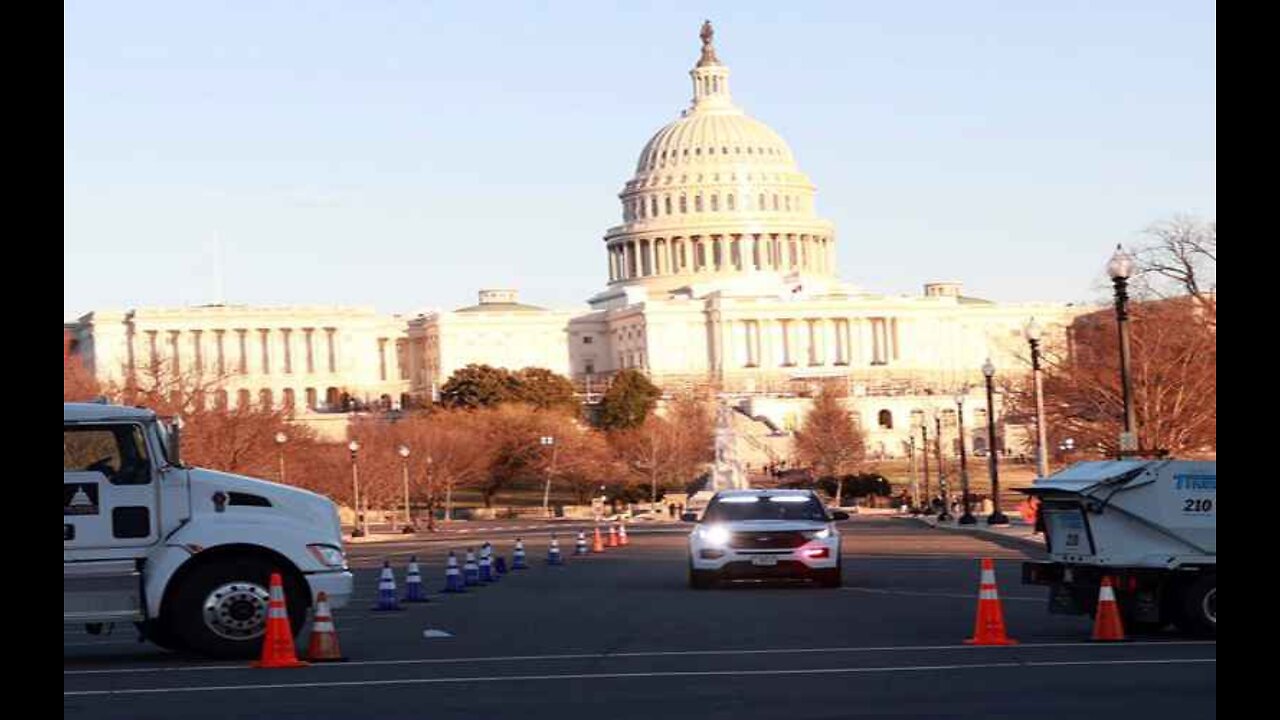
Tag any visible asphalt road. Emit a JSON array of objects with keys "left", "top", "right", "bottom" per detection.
[{"left": 63, "top": 517, "right": 1216, "bottom": 720}]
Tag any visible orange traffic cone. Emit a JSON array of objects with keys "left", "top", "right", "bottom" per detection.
[
  {"left": 618, "top": 523, "right": 629, "bottom": 546},
  {"left": 965, "top": 558, "right": 1018, "bottom": 646},
  {"left": 251, "top": 572, "right": 310, "bottom": 668},
  {"left": 592, "top": 526, "right": 605, "bottom": 553},
  {"left": 608, "top": 524, "right": 619, "bottom": 548},
  {"left": 305, "top": 591, "right": 346, "bottom": 662},
  {"left": 1091, "top": 576, "right": 1127, "bottom": 642}
]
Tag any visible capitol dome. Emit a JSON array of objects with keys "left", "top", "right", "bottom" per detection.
[{"left": 602, "top": 22, "right": 837, "bottom": 298}]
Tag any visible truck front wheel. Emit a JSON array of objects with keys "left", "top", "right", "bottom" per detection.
[
  {"left": 1179, "top": 574, "right": 1216, "bottom": 636},
  {"left": 170, "top": 558, "right": 309, "bottom": 658}
]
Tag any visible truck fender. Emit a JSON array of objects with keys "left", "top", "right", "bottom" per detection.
[{"left": 143, "top": 520, "right": 323, "bottom": 618}]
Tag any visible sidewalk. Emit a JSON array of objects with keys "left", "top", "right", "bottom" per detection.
[{"left": 898, "top": 513, "right": 1046, "bottom": 550}]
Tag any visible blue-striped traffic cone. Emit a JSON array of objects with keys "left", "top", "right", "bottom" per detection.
[
  {"left": 512, "top": 538, "right": 528, "bottom": 570},
  {"left": 479, "top": 543, "right": 494, "bottom": 583},
  {"left": 494, "top": 554, "right": 508, "bottom": 576},
  {"left": 403, "top": 556, "right": 428, "bottom": 603},
  {"left": 575, "top": 531, "right": 588, "bottom": 555},
  {"left": 463, "top": 549, "right": 480, "bottom": 586},
  {"left": 372, "top": 560, "right": 403, "bottom": 611},
  {"left": 546, "top": 535, "right": 563, "bottom": 566},
  {"left": 442, "top": 551, "right": 466, "bottom": 593}
]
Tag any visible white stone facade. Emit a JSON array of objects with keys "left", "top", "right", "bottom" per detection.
[
  {"left": 68, "top": 24, "right": 1087, "bottom": 461},
  {"left": 72, "top": 305, "right": 411, "bottom": 412}
]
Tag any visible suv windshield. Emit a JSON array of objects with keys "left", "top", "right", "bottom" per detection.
[{"left": 701, "top": 495, "right": 828, "bottom": 523}]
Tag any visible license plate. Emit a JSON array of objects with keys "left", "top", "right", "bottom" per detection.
[{"left": 751, "top": 556, "right": 778, "bottom": 567}]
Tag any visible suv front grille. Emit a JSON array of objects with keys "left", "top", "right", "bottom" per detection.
[{"left": 730, "top": 531, "right": 808, "bottom": 549}]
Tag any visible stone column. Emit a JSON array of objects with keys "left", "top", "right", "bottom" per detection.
[{"left": 644, "top": 239, "right": 655, "bottom": 277}]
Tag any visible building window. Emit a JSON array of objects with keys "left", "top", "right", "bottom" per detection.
[
  {"left": 710, "top": 194, "right": 719, "bottom": 211},
  {"left": 651, "top": 196, "right": 659, "bottom": 216},
  {"left": 283, "top": 388, "right": 296, "bottom": 409},
  {"left": 665, "top": 196, "right": 672, "bottom": 215},
  {"left": 259, "top": 389, "right": 273, "bottom": 410},
  {"left": 584, "top": 362, "right": 595, "bottom": 375},
  {"left": 679, "top": 195, "right": 688, "bottom": 213},
  {"left": 583, "top": 336, "right": 593, "bottom": 344},
  {"left": 237, "top": 389, "right": 251, "bottom": 410},
  {"left": 878, "top": 410, "right": 893, "bottom": 430},
  {"left": 727, "top": 194, "right": 735, "bottom": 211},
  {"left": 306, "top": 387, "right": 317, "bottom": 409},
  {"left": 759, "top": 193, "right": 766, "bottom": 210},
  {"left": 695, "top": 194, "right": 703, "bottom": 212},
  {"left": 773, "top": 194, "right": 779, "bottom": 211}
]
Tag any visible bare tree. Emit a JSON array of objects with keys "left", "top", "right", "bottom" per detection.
[
  {"left": 1034, "top": 300, "right": 1216, "bottom": 457},
  {"left": 792, "top": 381, "right": 867, "bottom": 504},
  {"left": 1134, "top": 215, "right": 1216, "bottom": 325}
]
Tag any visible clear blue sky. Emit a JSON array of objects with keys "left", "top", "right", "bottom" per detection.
[{"left": 64, "top": 0, "right": 1215, "bottom": 320}]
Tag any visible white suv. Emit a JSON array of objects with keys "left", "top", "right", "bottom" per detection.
[{"left": 686, "top": 489, "right": 848, "bottom": 589}]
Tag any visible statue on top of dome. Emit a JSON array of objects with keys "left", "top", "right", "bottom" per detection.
[{"left": 698, "top": 20, "right": 720, "bottom": 66}]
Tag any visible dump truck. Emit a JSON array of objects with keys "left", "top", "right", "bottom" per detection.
[
  {"left": 1020, "top": 459, "right": 1215, "bottom": 634},
  {"left": 64, "top": 402, "right": 353, "bottom": 657}
]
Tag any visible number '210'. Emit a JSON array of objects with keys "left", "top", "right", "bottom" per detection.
[{"left": 1183, "top": 498, "right": 1213, "bottom": 513}]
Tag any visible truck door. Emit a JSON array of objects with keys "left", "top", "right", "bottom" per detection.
[{"left": 64, "top": 422, "right": 160, "bottom": 551}]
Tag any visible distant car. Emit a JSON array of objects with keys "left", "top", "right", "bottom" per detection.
[{"left": 684, "top": 489, "right": 848, "bottom": 589}]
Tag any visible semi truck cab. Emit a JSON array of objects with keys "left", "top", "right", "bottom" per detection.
[{"left": 63, "top": 402, "right": 353, "bottom": 657}]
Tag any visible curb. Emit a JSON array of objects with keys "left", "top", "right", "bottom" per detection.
[{"left": 896, "top": 515, "right": 1046, "bottom": 550}]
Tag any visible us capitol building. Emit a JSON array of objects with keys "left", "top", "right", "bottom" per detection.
[{"left": 69, "top": 23, "right": 1082, "bottom": 457}]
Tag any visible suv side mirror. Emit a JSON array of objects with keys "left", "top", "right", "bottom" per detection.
[
  {"left": 829, "top": 510, "right": 850, "bottom": 521},
  {"left": 681, "top": 512, "right": 699, "bottom": 522}
]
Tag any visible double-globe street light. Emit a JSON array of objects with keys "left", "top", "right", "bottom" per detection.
[
  {"left": 1023, "top": 317, "right": 1050, "bottom": 479},
  {"left": 540, "top": 436, "right": 557, "bottom": 518},
  {"left": 955, "top": 390, "right": 975, "bottom": 525},
  {"left": 982, "top": 359, "right": 1009, "bottom": 526},
  {"left": 1107, "top": 244, "right": 1139, "bottom": 453}
]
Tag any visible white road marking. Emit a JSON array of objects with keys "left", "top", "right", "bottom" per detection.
[
  {"left": 422, "top": 629, "right": 453, "bottom": 638},
  {"left": 62, "top": 658, "right": 1216, "bottom": 696},
  {"left": 63, "top": 640, "right": 1214, "bottom": 676},
  {"left": 842, "top": 587, "right": 1042, "bottom": 602}
]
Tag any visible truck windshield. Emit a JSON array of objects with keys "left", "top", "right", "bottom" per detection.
[{"left": 701, "top": 496, "right": 828, "bottom": 523}]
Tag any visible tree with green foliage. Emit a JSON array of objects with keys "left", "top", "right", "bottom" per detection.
[
  {"left": 439, "top": 364, "right": 520, "bottom": 408},
  {"left": 512, "top": 367, "right": 578, "bottom": 413},
  {"left": 598, "top": 369, "right": 662, "bottom": 430}
]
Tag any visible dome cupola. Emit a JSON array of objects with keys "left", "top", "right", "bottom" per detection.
[{"left": 602, "top": 22, "right": 838, "bottom": 297}]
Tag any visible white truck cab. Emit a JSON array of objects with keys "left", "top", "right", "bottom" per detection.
[{"left": 63, "top": 402, "right": 353, "bottom": 657}]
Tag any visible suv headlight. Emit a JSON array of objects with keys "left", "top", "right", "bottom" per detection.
[
  {"left": 307, "top": 544, "right": 347, "bottom": 569},
  {"left": 698, "top": 525, "right": 731, "bottom": 547},
  {"left": 803, "top": 527, "right": 833, "bottom": 540}
]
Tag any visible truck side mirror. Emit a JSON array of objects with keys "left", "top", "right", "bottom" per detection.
[
  {"left": 830, "top": 510, "right": 850, "bottom": 521},
  {"left": 681, "top": 512, "right": 699, "bottom": 522},
  {"left": 167, "top": 421, "right": 182, "bottom": 467}
]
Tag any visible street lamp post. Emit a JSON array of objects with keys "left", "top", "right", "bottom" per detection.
[
  {"left": 920, "top": 422, "right": 932, "bottom": 515},
  {"left": 274, "top": 431, "right": 287, "bottom": 485},
  {"left": 398, "top": 444, "right": 414, "bottom": 534},
  {"left": 935, "top": 412, "right": 951, "bottom": 522},
  {"left": 540, "top": 436, "right": 556, "bottom": 518},
  {"left": 982, "top": 359, "right": 1009, "bottom": 525},
  {"left": 908, "top": 435, "right": 918, "bottom": 511},
  {"left": 348, "top": 440, "right": 364, "bottom": 538},
  {"left": 1024, "top": 317, "right": 1050, "bottom": 478},
  {"left": 955, "top": 391, "right": 975, "bottom": 525},
  {"left": 1107, "top": 244, "right": 1139, "bottom": 454}
]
